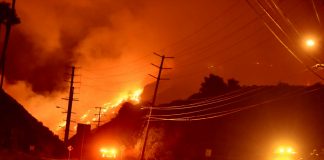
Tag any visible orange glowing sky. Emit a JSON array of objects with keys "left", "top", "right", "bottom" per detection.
[{"left": 1, "top": 0, "right": 324, "bottom": 136}]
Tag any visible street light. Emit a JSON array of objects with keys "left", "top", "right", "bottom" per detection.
[
  {"left": 306, "top": 39, "right": 316, "bottom": 47},
  {"left": 303, "top": 37, "right": 318, "bottom": 51},
  {"left": 303, "top": 37, "right": 324, "bottom": 68},
  {"left": 274, "top": 146, "right": 296, "bottom": 160},
  {"left": 100, "top": 147, "right": 117, "bottom": 159},
  {"left": 275, "top": 146, "right": 296, "bottom": 155}
]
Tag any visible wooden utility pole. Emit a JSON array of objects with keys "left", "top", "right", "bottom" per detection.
[
  {"left": 140, "top": 53, "right": 174, "bottom": 160},
  {"left": 64, "top": 66, "right": 76, "bottom": 145},
  {"left": 94, "top": 107, "right": 103, "bottom": 128},
  {"left": 0, "top": 0, "right": 20, "bottom": 89}
]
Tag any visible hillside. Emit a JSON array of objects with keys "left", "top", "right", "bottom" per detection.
[
  {"left": 0, "top": 89, "right": 65, "bottom": 159},
  {"left": 70, "top": 83, "right": 324, "bottom": 160}
]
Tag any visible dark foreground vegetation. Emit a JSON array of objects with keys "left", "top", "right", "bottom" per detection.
[{"left": 71, "top": 74, "right": 324, "bottom": 160}]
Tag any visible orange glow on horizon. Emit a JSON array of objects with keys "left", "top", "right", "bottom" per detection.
[{"left": 6, "top": 0, "right": 323, "bottom": 144}]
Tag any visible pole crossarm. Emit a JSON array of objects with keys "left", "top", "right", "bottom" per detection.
[{"left": 140, "top": 53, "right": 174, "bottom": 160}]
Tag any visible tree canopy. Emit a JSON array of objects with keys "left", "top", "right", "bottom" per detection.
[{"left": 190, "top": 74, "right": 241, "bottom": 99}]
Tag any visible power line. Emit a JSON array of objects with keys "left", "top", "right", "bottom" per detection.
[
  {"left": 171, "top": 0, "right": 306, "bottom": 79},
  {"left": 144, "top": 87, "right": 264, "bottom": 111},
  {"left": 264, "top": 18, "right": 324, "bottom": 81},
  {"left": 171, "top": 31, "right": 270, "bottom": 80},
  {"left": 256, "top": 0, "right": 323, "bottom": 63},
  {"left": 267, "top": 0, "right": 301, "bottom": 36},
  {"left": 264, "top": 0, "right": 324, "bottom": 63},
  {"left": 78, "top": 1, "right": 255, "bottom": 76},
  {"left": 149, "top": 87, "right": 274, "bottom": 118},
  {"left": 257, "top": 0, "right": 324, "bottom": 63},
  {"left": 173, "top": 12, "right": 259, "bottom": 59},
  {"left": 79, "top": 5, "right": 250, "bottom": 74},
  {"left": 175, "top": 19, "right": 262, "bottom": 68},
  {"left": 149, "top": 86, "right": 321, "bottom": 121},
  {"left": 246, "top": 0, "right": 324, "bottom": 81},
  {"left": 171, "top": 0, "right": 300, "bottom": 65},
  {"left": 158, "top": 2, "right": 241, "bottom": 53},
  {"left": 311, "top": 0, "right": 322, "bottom": 27}
]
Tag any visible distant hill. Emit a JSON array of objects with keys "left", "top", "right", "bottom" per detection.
[
  {"left": 0, "top": 89, "right": 65, "bottom": 159},
  {"left": 70, "top": 83, "right": 324, "bottom": 160}
]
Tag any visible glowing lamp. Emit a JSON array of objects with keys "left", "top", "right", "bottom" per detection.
[
  {"left": 275, "top": 146, "right": 296, "bottom": 155},
  {"left": 274, "top": 146, "right": 296, "bottom": 160},
  {"left": 278, "top": 147, "right": 285, "bottom": 154},
  {"left": 286, "top": 147, "right": 293, "bottom": 153},
  {"left": 306, "top": 39, "right": 315, "bottom": 47},
  {"left": 100, "top": 147, "right": 117, "bottom": 158}
]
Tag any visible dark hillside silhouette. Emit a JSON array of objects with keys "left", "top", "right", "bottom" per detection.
[
  {"left": 0, "top": 89, "right": 65, "bottom": 158},
  {"left": 70, "top": 75, "right": 324, "bottom": 160}
]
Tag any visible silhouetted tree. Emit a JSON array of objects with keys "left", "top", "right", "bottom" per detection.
[
  {"left": 190, "top": 74, "right": 241, "bottom": 99},
  {"left": 200, "top": 74, "right": 227, "bottom": 96},
  {"left": 227, "top": 78, "right": 240, "bottom": 91}
]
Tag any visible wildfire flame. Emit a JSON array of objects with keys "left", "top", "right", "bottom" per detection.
[{"left": 55, "top": 88, "right": 143, "bottom": 138}]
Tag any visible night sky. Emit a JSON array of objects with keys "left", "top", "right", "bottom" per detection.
[{"left": 1, "top": 0, "right": 324, "bottom": 135}]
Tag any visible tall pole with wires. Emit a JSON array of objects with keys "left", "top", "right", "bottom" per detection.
[
  {"left": 64, "top": 66, "right": 78, "bottom": 145},
  {"left": 0, "top": 0, "right": 20, "bottom": 89},
  {"left": 94, "top": 107, "right": 103, "bottom": 128},
  {"left": 140, "top": 53, "right": 174, "bottom": 160}
]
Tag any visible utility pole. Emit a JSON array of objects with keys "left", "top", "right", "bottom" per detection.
[
  {"left": 94, "top": 107, "right": 103, "bottom": 128},
  {"left": 64, "top": 66, "right": 77, "bottom": 145},
  {"left": 140, "top": 53, "right": 174, "bottom": 160},
  {"left": 0, "top": 0, "right": 20, "bottom": 89}
]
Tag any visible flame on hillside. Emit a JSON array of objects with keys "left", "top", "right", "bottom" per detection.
[{"left": 55, "top": 88, "right": 143, "bottom": 138}]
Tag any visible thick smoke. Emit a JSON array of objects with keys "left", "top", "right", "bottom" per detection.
[
  {"left": 3, "top": 0, "right": 232, "bottom": 133},
  {"left": 3, "top": 0, "right": 158, "bottom": 133},
  {"left": 5, "top": 0, "right": 150, "bottom": 93},
  {"left": 2, "top": 0, "right": 322, "bottom": 134}
]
